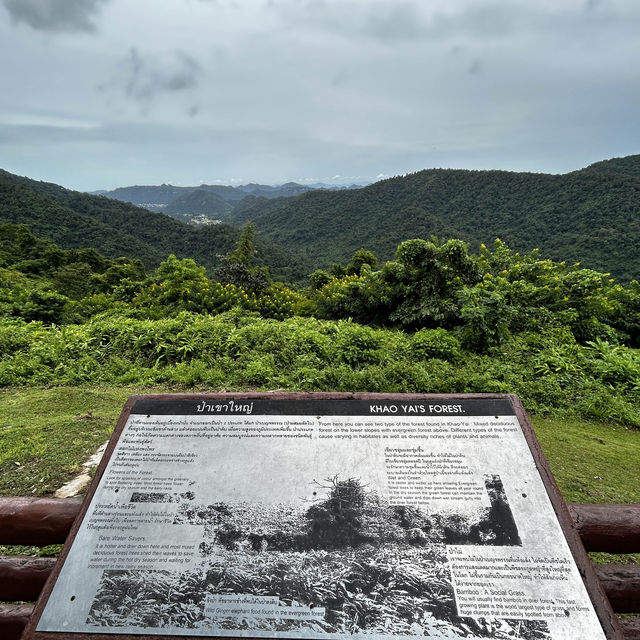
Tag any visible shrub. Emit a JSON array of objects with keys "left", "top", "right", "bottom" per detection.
[
  {"left": 305, "top": 477, "right": 368, "bottom": 547},
  {"left": 411, "top": 328, "right": 461, "bottom": 362},
  {"left": 331, "top": 322, "right": 383, "bottom": 367}
]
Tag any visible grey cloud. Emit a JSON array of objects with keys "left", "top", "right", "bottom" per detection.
[
  {"left": 432, "top": 3, "right": 522, "bottom": 39},
  {"left": 2, "top": 0, "right": 640, "bottom": 191},
  {"left": 121, "top": 48, "right": 202, "bottom": 105},
  {"left": 2, "top": 0, "right": 108, "bottom": 33},
  {"left": 124, "top": 48, "right": 144, "bottom": 100},
  {"left": 278, "top": 1, "right": 638, "bottom": 45},
  {"left": 331, "top": 69, "right": 351, "bottom": 87},
  {"left": 468, "top": 60, "right": 482, "bottom": 75},
  {"left": 362, "top": 4, "right": 425, "bottom": 42},
  {"left": 278, "top": 2, "right": 427, "bottom": 44}
]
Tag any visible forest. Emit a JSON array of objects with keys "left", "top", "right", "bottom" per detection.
[
  {"left": 1, "top": 221, "right": 639, "bottom": 430},
  {"left": 3, "top": 155, "right": 640, "bottom": 284},
  {"left": 234, "top": 155, "right": 640, "bottom": 282},
  {"left": 0, "top": 169, "right": 311, "bottom": 282}
]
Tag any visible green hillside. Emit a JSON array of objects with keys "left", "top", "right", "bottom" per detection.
[
  {"left": 0, "top": 170, "right": 311, "bottom": 282},
  {"left": 164, "top": 188, "right": 232, "bottom": 223},
  {"left": 580, "top": 154, "right": 640, "bottom": 178},
  {"left": 0, "top": 169, "right": 169, "bottom": 265},
  {"left": 4, "top": 155, "right": 640, "bottom": 282},
  {"left": 95, "top": 183, "right": 246, "bottom": 206},
  {"left": 233, "top": 155, "right": 640, "bottom": 281}
]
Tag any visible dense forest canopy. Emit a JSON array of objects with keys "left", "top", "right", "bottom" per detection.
[
  {"left": 1, "top": 157, "right": 639, "bottom": 431},
  {"left": 3, "top": 156, "right": 640, "bottom": 282},
  {"left": 1, "top": 221, "right": 638, "bottom": 429},
  {"left": 233, "top": 155, "right": 640, "bottom": 282},
  {"left": 0, "top": 169, "right": 311, "bottom": 282}
]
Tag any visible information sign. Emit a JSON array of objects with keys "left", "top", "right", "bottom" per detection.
[{"left": 25, "top": 393, "right": 622, "bottom": 639}]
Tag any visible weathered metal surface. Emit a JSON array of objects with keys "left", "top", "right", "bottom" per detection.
[
  {"left": 0, "top": 498, "right": 638, "bottom": 555},
  {"left": 1, "top": 555, "right": 637, "bottom": 615},
  {"left": 0, "top": 394, "right": 638, "bottom": 640},
  {"left": 23, "top": 394, "right": 625, "bottom": 639}
]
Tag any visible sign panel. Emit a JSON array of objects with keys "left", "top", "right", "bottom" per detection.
[{"left": 29, "top": 394, "right": 619, "bottom": 640}]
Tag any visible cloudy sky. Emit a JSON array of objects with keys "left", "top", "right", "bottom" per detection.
[{"left": 1, "top": 0, "right": 639, "bottom": 191}]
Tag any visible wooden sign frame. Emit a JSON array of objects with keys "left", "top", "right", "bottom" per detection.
[{"left": 22, "top": 392, "right": 623, "bottom": 640}]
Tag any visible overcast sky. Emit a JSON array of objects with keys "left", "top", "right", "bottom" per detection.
[{"left": 1, "top": 0, "right": 639, "bottom": 191}]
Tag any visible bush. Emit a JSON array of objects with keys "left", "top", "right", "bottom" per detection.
[
  {"left": 306, "top": 477, "right": 368, "bottom": 547},
  {"left": 331, "top": 322, "right": 383, "bottom": 367},
  {"left": 411, "top": 328, "right": 461, "bottom": 362}
]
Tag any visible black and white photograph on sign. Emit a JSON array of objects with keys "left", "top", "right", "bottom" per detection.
[
  {"left": 35, "top": 407, "right": 607, "bottom": 640},
  {"left": 86, "top": 474, "right": 540, "bottom": 638}
]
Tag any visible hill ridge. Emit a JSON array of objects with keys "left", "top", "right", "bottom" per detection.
[
  {"left": 235, "top": 157, "right": 640, "bottom": 281},
  {"left": 0, "top": 169, "right": 311, "bottom": 282}
]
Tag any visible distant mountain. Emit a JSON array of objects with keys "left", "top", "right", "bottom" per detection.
[
  {"left": 235, "top": 155, "right": 640, "bottom": 281},
  {"left": 6, "top": 154, "right": 639, "bottom": 283},
  {"left": 164, "top": 188, "right": 231, "bottom": 225},
  {"left": 309, "top": 182, "right": 367, "bottom": 190},
  {"left": 93, "top": 181, "right": 367, "bottom": 225},
  {"left": 94, "top": 184, "right": 187, "bottom": 207},
  {"left": 90, "top": 184, "right": 247, "bottom": 210},
  {"left": 0, "top": 169, "right": 311, "bottom": 282},
  {"left": 235, "top": 182, "right": 314, "bottom": 198}
]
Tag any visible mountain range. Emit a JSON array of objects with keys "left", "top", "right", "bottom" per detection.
[
  {"left": 2, "top": 154, "right": 640, "bottom": 282},
  {"left": 0, "top": 169, "right": 311, "bottom": 282},
  {"left": 92, "top": 181, "right": 363, "bottom": 224},
  {"left": 231, "top": 155, "right": 640, "bottom": 281}
]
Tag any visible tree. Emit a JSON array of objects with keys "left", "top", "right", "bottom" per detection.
[
  {"left": 309, "top": 269, "right": 331, "bottom": 290},
  {"left": 215, "top": 223, "right": 270, "bottom": 293},
  {"left": 305, "top": 476, "right": 367, "bottom": 547},
  {"left": 229, "top": 223, "right": 257, "bottom": 267},
  {"left": 329, "top": 263, "right": 347, "bottom": 278},
  {"left": 384, "top": 238, "right": 481, "bottom": 329},
  {"left": 12, "top": 287, "right": 70, "bottom": 324},
  {"left": 347, "top": 249, "right": 378, "bottom": 275},
  {"left": 134, "top": 254, "right": 212, "bottom": 313},
  {"left": 52, "top": 263, "right": 94, "bottom": 300},
  {"left": 93, "top": 258, "right": 146, "bottom": 293}
]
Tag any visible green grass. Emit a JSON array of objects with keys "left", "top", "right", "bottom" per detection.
[
  {"left": 532, "top": 415, "right": 640, "bottom": 504},
  {"left": 0, "top": 386, "right": 146, "bottom": 496},
  {"left": 531, "top": 415, "right": 640, "bottom": 566}
]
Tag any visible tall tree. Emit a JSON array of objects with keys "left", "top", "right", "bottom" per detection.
[{"left": 215, "top": 223, "right": 270, "bottom": 293}]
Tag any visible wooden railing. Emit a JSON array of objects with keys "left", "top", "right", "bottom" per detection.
[{"left": 1, "top": 498, "right": 639, "bottom": 639}]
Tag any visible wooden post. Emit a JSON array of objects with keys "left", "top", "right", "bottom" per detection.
[
  {"left": 594, "top": 565, "right": 640, "bottom": 614},
  {"left": 0, "top": 604, "right": 34, "bottom": 640},
  {"left": 0, "top": 497, "right": 82, "bottom": 546},
  {"left": 0, "top": 557, "right": 57, "bottom": 601},
  {"left": 568, "top": 504, "right": 640, "bottom": 553}
]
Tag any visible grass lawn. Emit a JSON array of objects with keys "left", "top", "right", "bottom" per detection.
[
  {"left": 0, "top": 387, "right": 144, "bottom": 496},
  {"left": 532, "top": 415, "right": 640, "bottom": 504}
]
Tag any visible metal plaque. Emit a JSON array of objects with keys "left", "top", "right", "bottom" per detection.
[{"left": 26, "top": 393, "right": 622, "bottom": 640}]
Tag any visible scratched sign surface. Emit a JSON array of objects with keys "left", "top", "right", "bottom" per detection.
[{"left": 37, "top": 396, "right": 606, "bottom": 640}]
